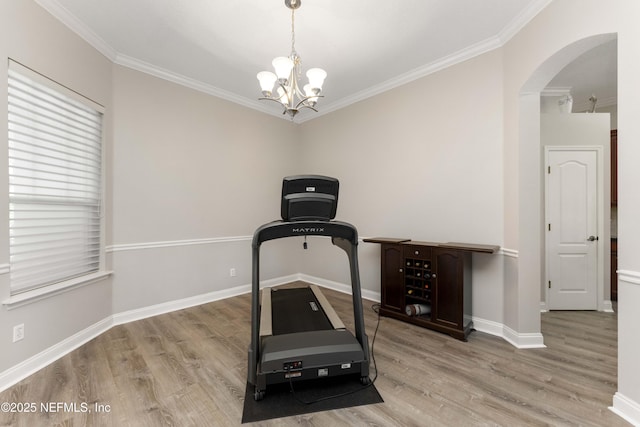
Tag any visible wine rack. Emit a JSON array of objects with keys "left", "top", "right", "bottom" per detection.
[{"left": 404, "top": 257, "right": 432, "bottom": 307}]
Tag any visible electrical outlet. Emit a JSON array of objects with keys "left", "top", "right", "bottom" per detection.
[
  {"left": 13, "top": 324, "right": 24, "bottom": 342},
  {"left": 230, "top": 268, "right": 236, "bottom": 277}
]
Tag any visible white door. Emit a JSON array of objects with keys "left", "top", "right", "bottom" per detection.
[{"left": 546, "top": 148, "right": 598, "bottom": 310}]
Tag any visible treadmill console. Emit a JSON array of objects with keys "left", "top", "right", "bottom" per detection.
[{"left": 281, "top": 175, "right": 339, "bottom": 222}]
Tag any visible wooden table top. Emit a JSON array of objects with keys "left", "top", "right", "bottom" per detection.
[{"left": 363, "top": 237, "right": 500, "bottom": 254}]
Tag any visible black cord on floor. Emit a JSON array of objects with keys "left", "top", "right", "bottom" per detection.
[
  {"left": 288, "top": 302, "right": 382, "bottom": 404},
  {"left": 369, "top": 302, "right": 381, "bottom": 385}
]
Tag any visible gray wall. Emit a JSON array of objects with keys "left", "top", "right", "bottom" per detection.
[
  {"left": 2, "top": 1, "right": 640, "bottom": 423},
  {"left": 109, "top": 65, "right": 302, "bottom": 313},
  {"left": 296, "top": 49, "right": 505, "bottom": 326},
  {"left": 0, "top": 0, "right": 114, "bottom": 373}
]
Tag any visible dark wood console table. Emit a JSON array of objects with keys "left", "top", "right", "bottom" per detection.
[{"left": 364, "top": 238, "right": 499, "bottom": 341}]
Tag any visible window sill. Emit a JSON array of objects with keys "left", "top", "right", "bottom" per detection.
[{"left": 2, "top": 271, "right": 113, "bottom": 310}]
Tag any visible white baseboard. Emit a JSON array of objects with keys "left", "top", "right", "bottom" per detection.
[
  {"left": 540, "top": 301, "right": 548, "bottom": 312},
  {"left": 0, "top": 273, "right": 546, "bottom": 393},
  {"left": 302, "top": 274, "right": 546, "bottom": 349},
  {"left": 541, "top": 300, "right": 614, "bottom": 313},
  {"left": 114, "top": 274, "right": 307, "bottom": 326},
  {"left": 602, "top": 300, "right": 614, "bottom": 312},
  {"left": 297, "top": 273, "right": 381, "bottom": 303},
  {"left": 0, "top": 316, "right": 113, "bottom": 393},
  {"left": 502, "top": 325, "right": 546, "bottom": 349},
  {"left": 113, "top": 284, "right": 250, "bottom": 325},
  {"left": 471, "top": 316, "right": 505, "bottom": 338},
  {"left": 113, "top": 274, "right": 314, "bottom": 327},
  {"left": 471, "top": 316, "right": 546, "bottom": 348},
  {"left": 611, "top": 392, "right": 640, "bottom": 426},
  {"left": 2, "top": 271, "right": 631, "bottom": 424},
  {"left": 0, "top": 274, "right": 313, "bottom": 392}
]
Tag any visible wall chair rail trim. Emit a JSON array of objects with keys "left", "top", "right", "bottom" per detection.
[
  {"left": 617, "top": 269, "right": 640, "bottom": 286},
  {"left": 106, "top": 236, "right": 252, "bottom": 253}
]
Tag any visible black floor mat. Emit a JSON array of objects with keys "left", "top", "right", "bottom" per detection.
[{"left": 241, "top": 376, "right": 383, "bottom": 423}]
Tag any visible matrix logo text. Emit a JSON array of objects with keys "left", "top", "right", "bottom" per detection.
[{"left": 292, "top": 227, "right": 325, "bottom": 233}]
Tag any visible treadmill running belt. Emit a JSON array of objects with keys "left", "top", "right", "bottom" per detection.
[{"left": 270, "top": 287, "right": 334, "bottom": 335}]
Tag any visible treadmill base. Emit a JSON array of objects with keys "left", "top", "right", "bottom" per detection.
[{"left": 256, "top": 329, "right": 367, "bottom": 395}]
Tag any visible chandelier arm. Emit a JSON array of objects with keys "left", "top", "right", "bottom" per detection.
[
  {"left": 259, "top": 97, "right": 292, "bottom": 117},
  {"left": 294, "top": 95, "right": 324, "bottom": 110},
  {"left": 259, "top": 96, "right": 287, "bottom": 105},
  {"left": 276, "top": 80, "right": 294, "bottom": 106},
  {"left": 296, "top": 104, "right": 319, "bottom": 113}
]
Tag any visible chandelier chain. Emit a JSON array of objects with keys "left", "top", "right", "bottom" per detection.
[{"left": 291, "top": 7, "right": 296, "bottom": 54}]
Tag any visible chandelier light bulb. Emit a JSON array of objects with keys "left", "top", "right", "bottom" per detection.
[
  {"left": 257, "top": 71, "right": 277, "bottom": 97},
  {"left": 306, "top": 68, "right": 327, "bottom": 92},
  {"left": 303, "top": 84, "right": 318, "bottom": 106},
  {"left": 272, "top": 57, "right": 294, "bottom": 82}
]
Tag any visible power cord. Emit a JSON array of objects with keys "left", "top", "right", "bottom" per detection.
[
  {"left": 369, "top": 302, "right": 381, "bottom": 385},
  {"left": 287, "top": 302, "right": 382, "bottom": 404}
]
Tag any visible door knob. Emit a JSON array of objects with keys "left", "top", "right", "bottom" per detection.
[{"left": 587, "top": 235, "right": 599, "bottom": 241}]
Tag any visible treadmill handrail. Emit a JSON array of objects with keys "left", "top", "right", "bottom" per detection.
[{"left": 252, "top": 220, "right": 358, "bottom": 247}]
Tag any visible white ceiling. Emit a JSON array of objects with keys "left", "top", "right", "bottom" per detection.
[{"left": 36, "top": 0, "right": 616, "bottom": 122}]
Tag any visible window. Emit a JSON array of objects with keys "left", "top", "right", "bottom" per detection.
[{"left": 8, "top": 61, "right": 104, "bottom": 295}]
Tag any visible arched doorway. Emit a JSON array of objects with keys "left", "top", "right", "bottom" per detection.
[{"left": 517, "top": 33, "right": 618, "bottom": 342}]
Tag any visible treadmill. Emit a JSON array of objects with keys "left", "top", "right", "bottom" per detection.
[{"left": 247, "top": 175, "right": 371, "bottom": 401}]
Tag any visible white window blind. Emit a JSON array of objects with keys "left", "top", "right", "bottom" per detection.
[{"left": 8, "top": 62, "right": 103, "bottom": 294}]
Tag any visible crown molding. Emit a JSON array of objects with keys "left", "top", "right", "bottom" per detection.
[
  {"left": 541, "top": 87, "right": 572, "bottom": 96},
  {"left": 113, "top": 54, "right": 277, "bottom": 115},
  {"left": 34, "top": 0, "right": 287, "bottom": 121},
  {"left": 295, "top": 0, "right": 554, "bottom": 123},
  {"left": 301, "top": 35, "right": 504, "bottom": 123},
  {"left": 36, "top": 0, "right": 554, "bottom": 123},
  {"left": 34, "top": 0, "right": 118, "bottom": 61},
  {"left": 497, "top": 0, "right": 554, "bottom": 44}
]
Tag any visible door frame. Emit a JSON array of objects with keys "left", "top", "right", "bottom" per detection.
[{"left": 544, "top": 145, "right": 606, "bottom": 311}]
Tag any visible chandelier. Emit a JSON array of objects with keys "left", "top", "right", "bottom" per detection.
[{"left": 257, "top": 0, "right": 327, "bottom": 119}]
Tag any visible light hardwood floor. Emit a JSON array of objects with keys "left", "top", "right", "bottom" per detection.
[{"left": 0, "top": 284, "right": 630, "bottom": 426}]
